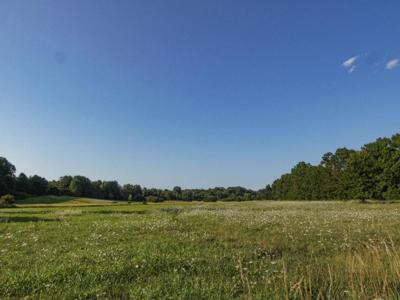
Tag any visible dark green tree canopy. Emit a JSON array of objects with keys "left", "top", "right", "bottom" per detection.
[
  {"left": 28, "top": 175, "right": 48, "bottom": 195},
  {"left": 272, "top": 133, "right": 400, "bottom": 201},
  {"left": 69, "top": 176, "right": 92, "bottom": 197},
  {"left": 0, "top": 157, "right": 16, "bottom": 196},
  {"left": 16, "top": 173, "right": 30, "bottom": 194}
]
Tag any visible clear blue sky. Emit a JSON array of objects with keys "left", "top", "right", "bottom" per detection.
[{"left": 1, "top": 1, "right": 400, "bottom": 189}]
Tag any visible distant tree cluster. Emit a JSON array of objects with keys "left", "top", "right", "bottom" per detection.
[
  {"left": 271, "top": 133, "right": 400, "bottom": 200},
  {"left": 0, "top": 158, "right": 48, "bottom": 197},
  {"left": 47, "top": 176, "right": 271, "bottom": 202},
  {"left": 0, "top": 157, "right": 272, "bottom": 202},
  {"left": 1, "top": 133, "right": 399, "bottom": 202}
]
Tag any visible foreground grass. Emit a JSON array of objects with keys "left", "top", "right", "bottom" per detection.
[{"left": 1, "top": 200, "right": 400, "bottom": 299}]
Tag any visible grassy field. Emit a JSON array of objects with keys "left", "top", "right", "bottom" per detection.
[
  {"left": 14, "top": 195, "right": 127, "bottom": 207},
  {"left": 1, "top": 199, "right": 400, "bottom": 299}
]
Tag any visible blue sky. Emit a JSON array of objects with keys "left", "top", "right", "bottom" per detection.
[{"left": 1, "top": 1, "right": 400, "bottom": 189}]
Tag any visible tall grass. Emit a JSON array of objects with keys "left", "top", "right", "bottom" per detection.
[{"left": 1, "top": 200, "right": 400, "bottom": 299}]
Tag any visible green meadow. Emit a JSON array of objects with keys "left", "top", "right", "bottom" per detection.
[{"left": 1, "top": 198, "right": 400, "bottom": 299}]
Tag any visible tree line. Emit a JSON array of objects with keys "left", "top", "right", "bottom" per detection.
[
  {"left": 0, "top": 159, "right": 272, "bottom": 202},
  {"left": 1, "top": 132, "right": 399, "bottom": 202},
  {"left": 271, "top": 133, "right": 400, "bottom": 200}
]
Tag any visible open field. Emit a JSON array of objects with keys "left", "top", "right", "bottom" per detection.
[{"left": 1, "top": 199, "right": 400, "bottom": 299}]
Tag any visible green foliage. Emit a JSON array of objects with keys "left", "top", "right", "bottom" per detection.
[
  {"left": 123, "top": 184, "right": 143, "bottom": 201},
  {"left": 69, "top": 176, "right": 92, "bottom": 197},
  {"left": 272, "top": 162, "right": 331, "bottom": 200},
  {"left": 145, "top": 195, "right": 162, "bottom": 203},
  {"left": 172, "top": 186, "right": 182, "bottom": 200},
  {"left": 28, "top": 175, "right": 48, "bottom": 195},
  {"left": 272, "top": 133, "right": 400, "bottom": 200},
  {"left": 0, "top": 157, "right": 16, "bottom": 196},
  {"left": 0, "top": 194, "right": 15, "bottom": 207},
  {"left": 320, "top": 148, "right": 357, "bottom": 199},
  {"left": 100, "top": 181, "right": 122, "bottom": 200},
  {"left": 56, "top": 176, "right": 73, "bottom": 195},
  {"left": 15, "top": 173, "right": 30, "bottom": 194}
]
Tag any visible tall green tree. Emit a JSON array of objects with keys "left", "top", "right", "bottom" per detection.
[
  {"left": 122, "top": 184, "right": 143, "bottom": 201},
  {"left": 0, "top": 157, "right": 16, "bottom": 196},
  {"left": 57, "top": 176, "right": 73, "bottom": 195},
  {"left": 29, "top": 175, "right": 48, "bottom": 195},
  {"left": 69, "top": 176, "right": 92, "bottom": 197},
  {"left": 320, "top": 148, "right": 356, "bottom": 199},
  {"left": 16, "top": 173, "right": 31, "bottom": 194},
  {"left": 173, "top": 186, "right": 182, "bottom": 200},
  {"left": 100, "top": 181, "right": 122, "bottom": 200}
]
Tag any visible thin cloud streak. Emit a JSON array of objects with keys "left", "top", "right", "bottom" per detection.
[
  {"left": 348, "top": 65, "right": 356, "bottom": 73},
  {"left": 342, "top": 56, "right": 358, "bottom": 68},
  {"left": 342, "top": 55, "right": 359, "bottom": 73},
  {"left": 386, "top": 59, "right": 399, "bottom": 70}
]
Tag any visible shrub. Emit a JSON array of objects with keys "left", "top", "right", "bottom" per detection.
[
  {"left": 145, "top": 196, "right": 163, "bottom": 203},
  {"left": 160, "top": 207, "right": 180, "bottom": 214},
  {"left": 0, "top": 194, "right": 16, "bottom": 208},
  {"left": 14, "top": 192, "right": 32, "bottom": 200}
]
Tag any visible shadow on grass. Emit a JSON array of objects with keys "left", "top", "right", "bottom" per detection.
[
  {"left": 89, "top": 210, "right": 148, "bottom": 215},
  {"left": 0, "top": 210, "right": 52, "bottom": 215},
  {"left": 0, "top": 216, "right": 59, "bottom": 223},
  {"left": 356, "top": 200, "right": 400, "bottom": 205},
  {"left": 17, "top": 196, "right": 80, "bottom": 205}
]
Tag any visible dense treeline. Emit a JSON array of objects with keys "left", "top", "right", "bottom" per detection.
[
  {"left": 0, "top": 158, "right": 272, "bottom": 201},
  {"left": 272, "top": 133, "right": 400, "bottom": 200},
  {"left": 1, "top": 133, "right": 399, "bottom": 201}
]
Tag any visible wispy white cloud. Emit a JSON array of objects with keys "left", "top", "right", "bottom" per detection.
[
  {"left": 386, "top": 59, "right": 399, "bottom": 70},
  {"left": 348, "top": 65, "right": 356, "bottom": 73},
  {"left": 342, "top": 55, "right": 359, "bottom": 73},
  {"left": 342, "top": 54, "right": 400, "bottom": 73},
  {"left": 342, "top": 56, "right": 358, "bottom": 68}
]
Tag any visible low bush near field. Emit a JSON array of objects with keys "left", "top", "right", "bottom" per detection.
[{"left": 0, "top": 194, "right": 15, "bottom": 208}]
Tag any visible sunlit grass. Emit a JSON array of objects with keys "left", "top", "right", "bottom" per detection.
[{"left": 1, "top": 199, "right": 400, "bottom": 299}]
